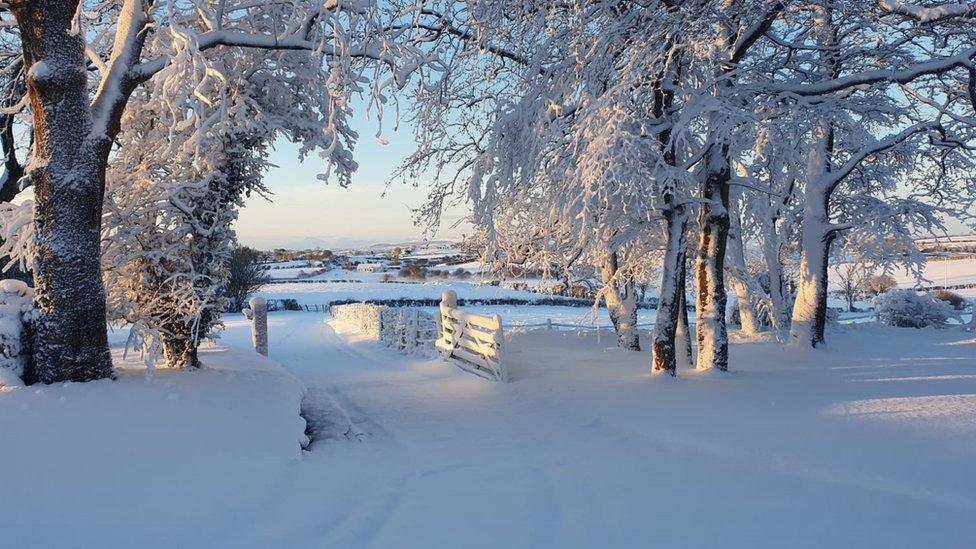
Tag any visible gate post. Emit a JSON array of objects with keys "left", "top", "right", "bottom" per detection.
[
  {"left": 439, "top": 290, "right": 458, "bottom": 353},
  {"left": 248, "top": 296, "right": 269, "bottom": 356}
]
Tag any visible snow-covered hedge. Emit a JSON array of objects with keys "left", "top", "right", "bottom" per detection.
[
  {"left": 330, "top": 303, "right": 437, "bottom": 356},
  {"left": 0, "top": 279, "right": 33, "bottom": 384},
  {"left": 331, "top": 303, "right": 386, "bottom": 339},
  {"left": 874, "top": 290, "right": 956, "bottom": 328}
]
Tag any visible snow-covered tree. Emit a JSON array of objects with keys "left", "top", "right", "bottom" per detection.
[
  {"left": 103, "top": 19, "right": 372, "bottom": 368},
  {"left": 0, "top": 0, "right": 428, "bottom": 382},
  {"left": 404, "top": 0, "right": 976, "bottom": 370}
]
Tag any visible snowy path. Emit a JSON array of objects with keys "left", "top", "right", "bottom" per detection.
[{"left": 216, "top": 313, "right": 976, "bottom": 548}]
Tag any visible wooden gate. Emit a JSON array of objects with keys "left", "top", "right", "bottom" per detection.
[{"left": 435, "top": 290, "right": 508, "bottom": 382}]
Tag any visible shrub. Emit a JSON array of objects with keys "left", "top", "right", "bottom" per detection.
[
  {"left": 934, "top": 289, "right": 968, "bottom": 311},
  {"left": 280, "top": 298, "right": 302, "bottom": 311},
  {"left": 865, "top": 274, "right": 898, "bottom": 296},
  {"left": 874, "top": 290, "right": 955, "bottom": 328},
  {"left": 453, "top": 268, "right": 471, "bottom": 280},
  {"left": 225, "top": 246, "right": 271, "bottom": 312},
  {"left": 398, "top": 264, "right": 427, "bottom": 280}
]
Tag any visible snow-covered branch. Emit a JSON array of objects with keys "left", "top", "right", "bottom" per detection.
[{"left": 879, "top": 0, "right": 976, "bottom": 23}]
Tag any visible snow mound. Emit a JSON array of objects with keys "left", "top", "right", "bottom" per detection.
[{"left": 0, "top": 344, "right": 307, "bottom": 547}]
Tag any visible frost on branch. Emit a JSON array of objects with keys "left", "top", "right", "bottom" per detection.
[
  {"left": 0, "top": 199, "right": 35, "bottom": 274},
  {"left": 103, "top": 1, "right": 427, "bottom": 368}
]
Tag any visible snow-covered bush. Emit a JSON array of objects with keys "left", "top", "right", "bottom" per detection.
[
  {"left": 874, "top": 290, "right": 956, "bottom": 328},
  {"left": 0, "top": 279, "right": 34, "bottom": 382},
  {"left": 331, "top": 303, "right": 387, "bottom": 339}
]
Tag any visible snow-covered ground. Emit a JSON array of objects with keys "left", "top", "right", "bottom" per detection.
[
  {"left": 416, "top": 304, "right": 659, "bottom": 329},
  {"left": 4, "top": 311, "right": 974, "bottom": 547},
  {"left": 225, "top": 315, "right": 976, "bottom": 547},
  {"left": 901, "top": 257, "right": 976, "bottom": 293},
  {"left": 0, "top": 345, "right": 307, "bottom": 547}
]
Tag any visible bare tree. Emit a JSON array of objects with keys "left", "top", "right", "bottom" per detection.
[{"left": 834, "top": 261, "right": 870, "bottom": 312}]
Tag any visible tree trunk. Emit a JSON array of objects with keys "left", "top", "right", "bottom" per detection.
[
  {"left": 789, "top": 194, "right": 834, "bottom": 348},
  {"left": 726, "top": 211, "right": 760, "bottom": 335},
  {"left": 602, "top": 252, "right": 640, "bottom": 351},
  {"left": 14, "top": 0, "right": 113, "bottom": 383},
  {"left": 791, "top": 3, "right": 839, "bottom": 349},
  {"left": 651, "top": 206, "right": 689, "bottom": 375},
  {"left": 695, "top": 148, "right": 731, "bottom": 371},
  {"left": 790, "top": 111, "right": 834, "bottom": 348},
  {"left": 675, "top": 257, "right": 693, "bottom": 367},
  {"left": 161, "top": 333, "right": 201, "bottom": 369},
  {"left": 761, "top": 221, "right": 791, "bottom": 334}
]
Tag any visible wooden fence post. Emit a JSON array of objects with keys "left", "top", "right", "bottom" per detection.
[
  {"left": 248, "top": 296, "right": 269, "bottom": 356},
  {"left": 494, "top": 314, "right": 509, "bottom": 382},
  {"left": 439, "top": 290, "right": 458, "bottom": 353}
]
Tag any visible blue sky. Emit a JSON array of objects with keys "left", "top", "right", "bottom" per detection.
[{"left": 234, "top": 114, "right": 471, "bottom": 250}]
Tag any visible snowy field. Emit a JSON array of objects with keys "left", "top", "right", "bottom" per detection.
[
  {"left": 223, "top": 316, "right": 976, "bottom": 547},
  {"left": 255, "top": 278, "right": 568, "bottom": 306},
  {"left": 5, "top": 311, "right": 973, "bottom": 547},
  {"left": 829, "top": 257, "right": 976, "bottom": 296},
  {"left": 414, "top": 304, "right": 659, "bottom": 329}
]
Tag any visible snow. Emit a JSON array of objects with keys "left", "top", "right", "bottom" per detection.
[
  {"left": 26, "top": 59, "right": 53, "bottom": 82},
  {"left": 0, "top": 279, "right": 31, "bottom": 377},
  {"left": 0, "top": 344, "right": 307, "bottom": 547},
  {"left": 421, "top": 304, "right": 661, "bottom": 329},
  {"left": 4, "top": 311, "right": 974, "bottom": 546},
  {"left": 830, "top": 257, "right": 976, "bottom": 294},
  {"left": 256, "top": 278, "right": 578, "bottom": 305},
  {"left": 236, "top": 314, "right": 976, "bottom": 546}
]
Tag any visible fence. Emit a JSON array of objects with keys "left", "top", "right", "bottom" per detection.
[
  {"left": 330, "top": 302, "right": 438, "bottom": 356},
  {"left": 242, "top": 297, "right": 269, "bottom": 356},
  {"left": 435, "top": 290, "right": 508, "bottom": 382},
  {"left": 380, "top": 308, "right": 439, "bottom": 355}
]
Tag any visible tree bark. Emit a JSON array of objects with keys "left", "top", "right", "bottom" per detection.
[
  {"left": 675, "top": 256, "right": 693, "bottom": 367},
  {"left": 790, "top": 101, "right": 835, "bottom": 348},
  {"left": 761, "top": 220, "right": 791, "bottom": 334},
  {"left": 789, "top": 190, "right": 835, "bottom": 348},
  {"left": 651, "top": 205, "right": 689, "bottom": 375},
  {"left": 695, "top": 147, "right": 731, "bottom": 371},
  {"left": 161, "top": 333, "right": 201, "bottom": 369},
  {"left": 14, "top": 0, "right": 113, "bottom": 383},
  {"left": 790, "top": 2, "right": 839, "bottom": 349},
  {"left": 602, "top": 252, "right": 640, "bottom": 351}
]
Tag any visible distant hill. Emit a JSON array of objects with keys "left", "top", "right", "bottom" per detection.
[
  {"left": 279, "top": 236, "right": 463, "bottom": 253},
  {"left": 282, "top": 236, "right": 369, "bottom": 250},
  {"left": 365, "top": 240, "right": 459, "bottom": 251}
]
